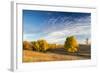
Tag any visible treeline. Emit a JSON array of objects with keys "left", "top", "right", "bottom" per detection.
[
  {"left": 23, "top": 39, "right": 64, "bottom": 52},
  {"left": 23, "top": 36, "right": 79, "bottom": 53}
]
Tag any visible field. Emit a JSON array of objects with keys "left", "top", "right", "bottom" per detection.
[{"left": 23, "top": 44, "right": 91, "bottom": 62}]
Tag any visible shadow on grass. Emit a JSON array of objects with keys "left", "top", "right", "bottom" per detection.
[{"left": 47, "top": 44, "right": 91, "bottom": 59}]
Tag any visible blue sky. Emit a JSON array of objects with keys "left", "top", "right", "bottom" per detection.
[{"left": 23, "top": 10, "right": 91, "bottom": 44}]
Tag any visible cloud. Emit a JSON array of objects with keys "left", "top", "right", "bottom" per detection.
[
  {"left": 24, "top": 22, "right": 90, "bottom": 44},
  {"left": 23, "top": 12, "right": 91, "bottom": 44},
  {"left": 39, "top": 25, "right": 90, "bottom": 44},
  {"left": 40, "top": 13, "right": 91, "bottom": 35}
]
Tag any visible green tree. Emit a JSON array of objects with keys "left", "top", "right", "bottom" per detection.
[
  {"left": 31, "top": 41, "right": 40, "bottom": 51},
  {"left": 64, "top": 36, "right": 79, "bottom": 53}
]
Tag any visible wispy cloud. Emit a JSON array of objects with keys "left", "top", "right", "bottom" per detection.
[{"left": 23, "top": 10, "right": 91, "bottom": 44}]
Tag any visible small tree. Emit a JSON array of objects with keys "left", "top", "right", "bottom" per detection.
[
  {"left": 37, "top": 40, "right": 48, "bottom": 52},
  {"left": 23, "top": 41, "right": 33, "bottom": 50},
  {"left": 31, "top": 41, "right": 40, "bottom": 51},
  {"left": 31, "top": 40, "right": 48, "bottom": 52},
  {"left": 64, "top": 36, "right": 79, "bottom": 53}
]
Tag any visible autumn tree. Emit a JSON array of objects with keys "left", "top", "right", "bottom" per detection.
[
  {"left": 23, "top": 41, "right": 33, "bottom": 50},
  {"left": 31, "top": 39, "right": 48, "bottom": 52},
  {"left": 31, "top": 41, "right": 40, "bottom": 51},
  {"left": 64, "top": 36, "right": 79, "bottom": 53},
  {"left": 37, "top": 40, "right": 48, "bottom": 52}
]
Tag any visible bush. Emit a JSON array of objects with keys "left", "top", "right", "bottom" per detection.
[
  {"left": 64, "top": 36, "right": 79, "bottom": 53},
  {"left": 23, "top": 41, "right": 33, "bottom": 50}
]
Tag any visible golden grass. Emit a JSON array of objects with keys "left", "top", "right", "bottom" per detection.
[{"left": 23, "top": 50, "right": 88, "bottom": 62}]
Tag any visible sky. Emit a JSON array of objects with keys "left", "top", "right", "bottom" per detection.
[{"left": 23, "top": 10, "right": 91, "bottom": 44}]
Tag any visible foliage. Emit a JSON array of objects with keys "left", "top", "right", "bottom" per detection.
[{"left": 64, "top": 36, "right": 79, "bottom": 53}]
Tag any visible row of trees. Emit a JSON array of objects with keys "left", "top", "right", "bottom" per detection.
[
  {"left": 23, "top": 40, "right": 48, "bottom": 52},
  {"left": 31, "top": 40, "right": 48, "bottom": 52},
  {"left": 23, "top": 40, "right": 63, "bottom": 52},
  {"left": 23, "top": 36, "right": 79, "bottom": 53}
]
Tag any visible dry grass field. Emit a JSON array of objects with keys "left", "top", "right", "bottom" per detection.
[{"left": 23, "top": 44, "right": 91, "bottom": 62}]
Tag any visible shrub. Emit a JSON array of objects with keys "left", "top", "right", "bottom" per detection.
[{"left": 64, "top": 36, "right": 79, "bottom": 53}]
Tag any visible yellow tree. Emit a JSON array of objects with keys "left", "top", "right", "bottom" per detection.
[
  {"left": 64, "top": 36, "right": 79, "bottom": 53},
  {"left": 31, "top": 41, "right": 40, "bottom": 51},
  {"left": 31, "top": 40, "right": 48, "bottom": 52},
  {"left": 37, "top": 40, "right": 48, "bottom": 52}
]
